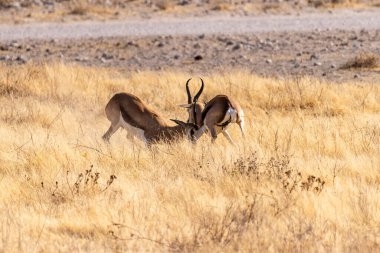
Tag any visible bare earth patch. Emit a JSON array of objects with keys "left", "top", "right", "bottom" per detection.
[{"left": 1, "top": 29, "right": 380, "bottom": 82}]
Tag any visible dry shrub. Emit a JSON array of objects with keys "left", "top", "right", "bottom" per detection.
[
  {"left": 0, "top": 0, "right": 12, "bottom": 8},
  {"left": 210, "top": 1, "right": 233, "bottom": 11},
  {"left": 46, "top": 165, "right": 116, "bottom": 205},
  {"left": 69, "top": 0, "right": 89, "bottom": 15},
  {"left": 341, "top": 52, "right": 379, "bottom": 69},
  {"left": 223, "top": 153, "right": 325, "bottom": 195},
  {"left": 153, "top": 0, "right": 174, "bottom": 10},
  {"left": 309, "top": 0, "right": 363, "bottom": 7}
]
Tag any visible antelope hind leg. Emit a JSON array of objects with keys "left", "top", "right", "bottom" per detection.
[
  {"left": 222, "top": 130, "right": 236, "bottom": 146},
  {"left": 102, "top": 123, "right": 120, "bottom": 142}
]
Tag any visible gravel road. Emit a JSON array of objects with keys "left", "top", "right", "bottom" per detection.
[{"left": 0, "top": 9, "right": 380, "bottom": 41}]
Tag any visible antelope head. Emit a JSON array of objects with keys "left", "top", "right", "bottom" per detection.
[
  {"left": 170, "top": 119, "right": 198, "bottom": 141},
  {"left": 178, "top": 78, "right": 205, "bottom": 127}
]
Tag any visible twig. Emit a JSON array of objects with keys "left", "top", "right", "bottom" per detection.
[
  {"left": 47, "top": 107, "right": 65, "bottom": 129},
  {"left": 73, "top": 143, "right": 113, "bottom": 158},
  {"left": 14, "top": 133, "right": 33, "bottom": 152}
]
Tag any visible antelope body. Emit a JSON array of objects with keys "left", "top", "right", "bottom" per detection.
[
  {"left": 103, "top": 92, "right": 197, "bottom": 146},
  {"left": 180, "top": 79, "right": 245, "bottom": 144}
]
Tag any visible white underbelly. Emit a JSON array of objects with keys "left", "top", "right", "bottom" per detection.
[{"left": 119, "top": 115, "right": 146, "bottom": 142}]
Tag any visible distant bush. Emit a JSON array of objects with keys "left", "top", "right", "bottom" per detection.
[{"left": 341, "top": 52, "right": 379, "bottom": 69}]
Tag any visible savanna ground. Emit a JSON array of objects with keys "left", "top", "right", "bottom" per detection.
[
  {"left": 1, "top": 0, "right": 380, "bottom": 24},
  {"left": 1, "top": 63, "right": 380, "bottom": 252},
  {"left": 1, "top": 0, "right": 380, "bottom": 251}
]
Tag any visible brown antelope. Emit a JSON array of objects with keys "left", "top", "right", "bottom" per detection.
[
  {"left": 180, "top": 79, "right": 245, "bottom": 145},
  {"left": 102, "top": 92, "right": 198, "bottom": 146}
]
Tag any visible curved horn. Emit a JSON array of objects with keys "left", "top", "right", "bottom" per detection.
[
  {"left": 185, "top": 78, "right": 192, "bottom": 104},
  {"left": 193, "top": 78, "right": 204, "bottom": 102}
]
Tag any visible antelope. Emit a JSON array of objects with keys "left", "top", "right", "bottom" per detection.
[
  {"left": 179, "top": 78, "right": 245, "bottom": 145},
  {"left": 102, "top": 92, "right": 198, "bottom": 146}
]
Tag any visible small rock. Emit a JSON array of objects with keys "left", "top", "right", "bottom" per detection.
[
  {"left": 232, "top": 44, "right": 241, "bottom": 50},
  {"left": 101, "top": 52, "right": 113, "bottom": 60},
  {"left": 226, "top": 41, "right": 234, "bottom": 46},
  {"left": 75, "top": 56, "right": 89, "bottom": 62},
  {"left": 173, "top": 54, "right": 180, "bottom": 60},
  {"left": 314, "top": 62, "right": 322, "bottom": 66},
  {"left": 265, "top": 41, "right": 273, "bottom": 48},
  {"left": 34, "top": 0, "right": 43, "bottom": 6},
  {"left": 296, "top": 52, "right": 302, "bottom": 56},
  {"left": 193, "top": 43, "right": 200, "bottom": 49},
  {"left": 354, "top": 74, "right": 360, "bottom": 79},
  {"left": 126, "top": 41, "right": 138, "bottom": 47},
  {"left": 10, "top": 42, "right": 21, "bottom": 49},
  {"left": 310, "top": 53, "right": 318, "bottom": 60},
  {"left": 265, "top": 59, "right": 272, "bottom": 64},
  {"left": 0, "top": 55, "right": 10, "bottom": 61},
  {"left": 15, "top": 55, "right": 27, "bottom": 63},
  {"left": 10, "top": 2, "right": 21, "bottom": 10},
  {"left": 156, "top": 42, "right": 164, "bottom": 47},
  {"left": 330, "top": 64, "right": 336, "bottom": 69},
  {"left": 0, "top": 45, "right": 9, "bottom": 51},
  {"left": 178, "top": 0, "right": 190, "bottom": 5},
  {"left": 198, "top": 34, "right": 205, "bottom": 39},
  {"left": 349, "top": 35, "right": 358, "bottom": 40},
  {"left": 194, "top": 55, "right": 203, "bottom": 61}
]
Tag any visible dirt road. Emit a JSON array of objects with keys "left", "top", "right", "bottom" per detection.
[{"left": 0, "top": 9, "right": 380, "bottom": 41}]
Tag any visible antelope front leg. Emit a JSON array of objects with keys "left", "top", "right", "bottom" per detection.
[{"left": 193, "top": 125, "right": 207, "bottom": 143}]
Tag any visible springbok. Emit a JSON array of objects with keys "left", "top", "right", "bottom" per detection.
[
  {"left": 180, "top": 79, "right": 245, "bottom": 145},
  {"left": 102, "top": 92, "right": 198, "bottom": 146}
]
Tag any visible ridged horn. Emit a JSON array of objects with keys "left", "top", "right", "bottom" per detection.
[
  {"left": 185, "top": 78, "right": 192, "bottom": 104},
  {"left": 193, "top": 78, "right": 204, "bottom": 102}
]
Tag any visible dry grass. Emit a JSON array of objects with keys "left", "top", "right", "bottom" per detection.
[
  {"left": 341, "top": 52, "right": 379, "bottom": 69},
  {"left": 1, "top": 63, "right": 380, "bottom": 252}
]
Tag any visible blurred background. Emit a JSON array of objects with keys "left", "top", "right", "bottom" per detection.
[{"left": 1, "top": 0, "right": 380, "bottom": 23}]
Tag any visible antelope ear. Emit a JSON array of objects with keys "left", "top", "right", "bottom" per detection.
[
  {"left": 178, "top": 104, "right": 192, "bottom": 108},
  {"left": 170, "top": 119, "right": 186, "bottom": 126}
]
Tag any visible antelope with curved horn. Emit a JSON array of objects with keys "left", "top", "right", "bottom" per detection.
[
  {"left": 102, "top": 92, "right": 198, "bottom": 146},
  {"left": 178, "top": 78, "right": 205, "bottom": 127},
  {"left": 180, "top": 79, "right": 245, "bottom": 145}
]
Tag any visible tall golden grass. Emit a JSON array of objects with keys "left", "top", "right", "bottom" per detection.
[{"left": 0, "top": 63, "right": 380, "bottom": 252}]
